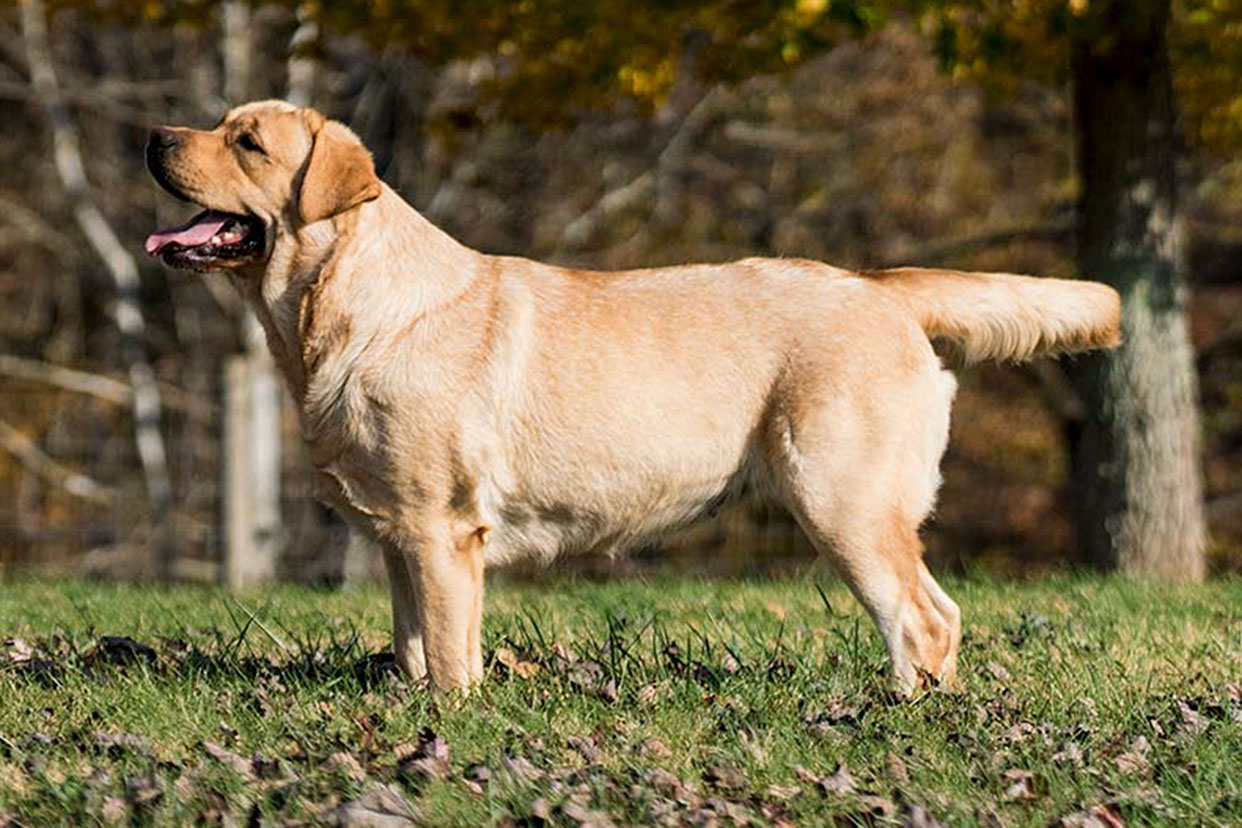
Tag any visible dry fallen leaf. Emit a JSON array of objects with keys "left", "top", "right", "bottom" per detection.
[
  {"left": 886, "top": 752, "right": 910, "bottom": 782},
  {"left": 1114, "top": 736, "right": 1150, "bottom": 777},
  {"left": 903, "top": 803, "right": 948, "bottom": 827},
  {"left": 250, "top": 750, "right": 285, "bottom": 780},
  {"left": 641, "top": 737, "right": 672, "bottom": 758},
  {"left": 1002, "top": 722, "right": 1035, "bottom": 744},
  {"left": 123, "top": 775, "right": 163, "bottom": 814},
  {"left": 637, "top": 682, "right": 669, "bottom": 707},
  {"left": 567, "top": 661, "right": 619, "bottom": 702},
  {"left": 529, "top": 798, "right": 552, "bottom": 820},
  {"left": 202, "top": 741, "right": 256, "bottom": 780},
  {"left": 703, "top": 764, "right": 747, "bottom": 792},
  {"left": 793, "top": 762, "right": 856, "bottom": 796},
  {"left": 766, "top": 783, "right": 802, "bottom": 801},
  {"left": 465, "top": 763, "right": 491, "bottom": 786},
  {"left": 319, "top": 783, "right": 419, "bottom": 828},
  {"left": 495, "top": 647, "right": 540, "bottom": 679},
  {"left": 855, "top": 795, "right": 897, "bottom": 820},
  {"left": 1000, "top": 768, "right": 1037, "bottom": 801},
  {"left": 3, "top": 638, "right": 33, "bottom": 665},
  {"left": 649, "top": 768, "right": 684, "bottom": 796},
  {"left": 1176, "top": 700, "right": 1208, "bottom": 736},
  {"left": 323, "top": 751, "right": 367, "bottom": 783},
  {"left": 401, "top": 727, "right": 451, "bottom": 781},
  {"left": 92, "top": 732, "right": 151, "bottom": 757},
  {"left": 567, "top": 734, "right": 600, "bottom": 763},
  {"left": 501, "top": 754, "right": 542, "bottom": 785},
  {"left": 1052, "top": 742, "right": 1085, "bottom": 767},
  {"left": 172, "top": 772, "right": 197, "bottom": 803},
  {"left": 803, "top": 698, "right": 864, "bottom": 735},
  {"left": 562, "top": 798, "right": 618, "bottom": 828},
  {"left": 1054, "top": 804, "right": 1127, "bottom": 828},
  {"left": 819, "top": 763, "right": 856, "bottom": 796},
  {"left": 99, "top": 796, "right": 127, "bottom": 825}
]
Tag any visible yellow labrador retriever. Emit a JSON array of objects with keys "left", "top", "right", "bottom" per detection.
[{"left": 145, "top": 100, "right": 1120, "bottom": 695}]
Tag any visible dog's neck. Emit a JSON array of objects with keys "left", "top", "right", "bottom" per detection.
[{"left": 237, "top": 184, "right": 484, "bottom": 403}]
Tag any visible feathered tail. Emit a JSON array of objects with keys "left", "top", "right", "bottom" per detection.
[{"left": 863, "top": 267, "right": 1121, "bottom": 363}]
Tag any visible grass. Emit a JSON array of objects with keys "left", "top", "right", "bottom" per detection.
[{"left": 1, "top": 573, "right": 1240, "bottom": 827}]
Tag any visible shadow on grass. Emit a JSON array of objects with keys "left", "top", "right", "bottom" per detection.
[{"left": 4, "top": 589, "right": 892, "bottom": 706}]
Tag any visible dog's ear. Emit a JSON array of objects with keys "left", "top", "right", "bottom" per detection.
[{"left": 298, "top": 114, "right": 382, "bottom": 225}]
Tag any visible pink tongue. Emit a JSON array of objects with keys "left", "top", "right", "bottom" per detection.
[{"left": 145, "top": 211, "right": 230, "bottom": 256}]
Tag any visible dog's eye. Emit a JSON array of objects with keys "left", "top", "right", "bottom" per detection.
[{"left": 238, "top": 133, "right": 265, "bottom": 154}]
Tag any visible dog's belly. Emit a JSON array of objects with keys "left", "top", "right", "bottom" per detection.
[{"left": 482, "top": 448, "right": 755, "bottom": 567}]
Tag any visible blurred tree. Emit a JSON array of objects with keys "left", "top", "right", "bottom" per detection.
[
  {"left": 49, "top": 0, "right": 1230, "bottom": 579},
  {"left": 918, "top": 0, "right": 1208, "bottom": 578},
  {"left": 1066, "top": 0, "right": 1205, "bottom": 579}
]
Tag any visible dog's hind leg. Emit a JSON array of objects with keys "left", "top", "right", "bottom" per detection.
[
  {"left": 773, "top": 356, "right": 960, "bottom": 695},
  {"left": 917, "top": 558, "right": 960, "bottom": 686},
  {"left": 796, "top": 512, "right": 956, "bottom": 695}
]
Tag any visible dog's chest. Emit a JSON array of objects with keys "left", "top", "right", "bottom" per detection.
[{"left": 297, "top": 353, "right": 411, "bottom": 525}]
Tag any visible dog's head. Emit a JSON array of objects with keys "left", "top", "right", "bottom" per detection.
[{"left": 145, "top": 100, "right": 381, "bottom": 271}]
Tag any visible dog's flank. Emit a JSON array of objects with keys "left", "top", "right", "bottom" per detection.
[{"left": 146, "top": 101, "right": 1121, "bottom": 697}]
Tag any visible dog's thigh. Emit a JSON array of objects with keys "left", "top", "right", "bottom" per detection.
[{"left": 772, "top": 356, "right": 959, "bottom": 694}]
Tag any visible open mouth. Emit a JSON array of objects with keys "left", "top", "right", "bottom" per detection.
[{"left": 144, "top": 209, "right": 265, "bottom": 270}]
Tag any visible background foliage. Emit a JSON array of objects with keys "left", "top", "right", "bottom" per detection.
[{"left": 0, "top": 0, "right": 1240, "bottom": 578}]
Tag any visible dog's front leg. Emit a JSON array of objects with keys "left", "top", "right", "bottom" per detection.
[
  {"left": 392, "top": 521, "right": 485, "bottom": 693},
  {"left": 381, "top": 542, "right": 426, "bottom": 680}
]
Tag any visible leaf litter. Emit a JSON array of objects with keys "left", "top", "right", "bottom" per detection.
[{"left": 4, "top": 581, "right": 1241, "bottom": 826}]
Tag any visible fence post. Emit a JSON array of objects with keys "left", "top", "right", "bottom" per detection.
[{"left": 223, "top": 344, "right": 281, "bottom": 587}]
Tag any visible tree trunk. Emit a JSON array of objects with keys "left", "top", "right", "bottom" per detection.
[
  {"left": 223, "top": 356, "right": 280, "bottom": 585},
  {"left": 286, "top": 2, "right": 318, "bottom": 108},
  {"left": 1068, "top": 0, "right": 1207, "bottom": 580}
]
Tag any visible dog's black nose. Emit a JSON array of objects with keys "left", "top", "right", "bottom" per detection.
[
  {"left": 146, "top": 127, "right": 185, "bottom": 183},
  {"left": 147, "top": 127, "right": 181, "bottom": 152}
]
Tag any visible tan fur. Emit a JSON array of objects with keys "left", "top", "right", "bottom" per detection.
[
  {"left": 150, "top": 102, "right": 1121, "bottom": 696},
  {"left": 864, "top": 267, "right": 1121, "bottom": 363},
  {"left": 298, "top": 114, "right": 384, "bottom": 224}
]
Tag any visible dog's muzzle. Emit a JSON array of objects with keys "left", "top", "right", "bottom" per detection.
[{"left": 145, "top": 128, "right": 192, "bottom": 202}]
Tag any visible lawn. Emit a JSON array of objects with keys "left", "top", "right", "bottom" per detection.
[{"left": 1, "top": 573, "right": 1240, "bottom": 827}]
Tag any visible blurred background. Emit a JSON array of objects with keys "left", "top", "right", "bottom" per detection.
[{"left": 0, "top": 0, "right": 1239, "bottom": 584}]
